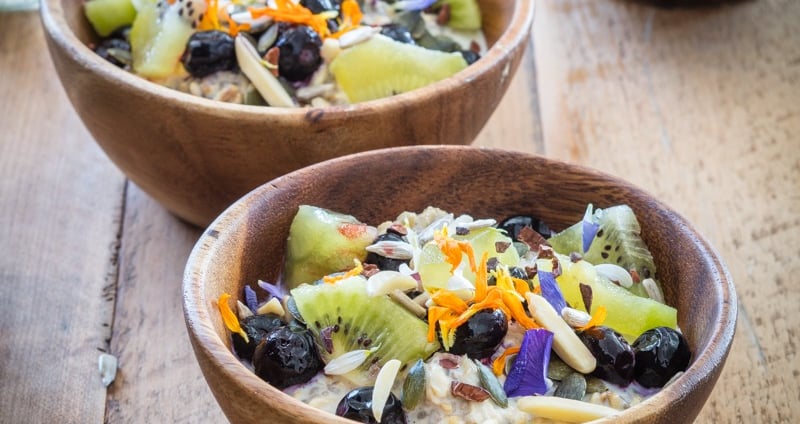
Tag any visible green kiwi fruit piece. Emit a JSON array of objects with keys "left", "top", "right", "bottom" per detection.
[
  {"left": 291, "top": 276, "right": 440, "bottom": 385},
  {"left": 284, "top": 205, "right": 377, "bottom": 289},
  {"left": 329, "top": 34, "right": 468, "bottom": 103},
  {"left": 548, "top": 205, "right": 657, "bottom": 297},
  {"left": 437, "top": 0, "right": 482, "bottom": 31},
  {"left": 85, "top": 0, "right": 137, "bottom": 37},
  {"left": 129, "top": 0, "right": 194, "bottom": 78}
]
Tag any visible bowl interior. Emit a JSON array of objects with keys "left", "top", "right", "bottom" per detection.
[{"left": 185, "top": 146, "right": 736, "bottom": 423}]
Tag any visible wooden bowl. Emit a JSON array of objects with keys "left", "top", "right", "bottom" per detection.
[
  {"left": 39, "top": 0, "right": 534, "bottom": 227},
  {"left": 183, "top": 146, "right": 737, "bottom": 424}
]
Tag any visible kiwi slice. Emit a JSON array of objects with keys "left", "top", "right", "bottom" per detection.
[
  {"left": 291, "top": 277, "right": 440, "bottom": 385},
  {"left": 329, "top": 34, "right": 468, "bottom": 103},
  {"left": 85, "top": 0, "right": 137, "bottom": 37},
  {"left": 548, "top": 205, "right": 657, "bottom": 297},
  {"left": 284, "top": 206, "right": 378, "bottom": 289},
  {"left": 437, "top": 0, "right": 482, "bottom": 31},
  {"left": 129, "top": 0, "right": 193, "bottom": 78}
]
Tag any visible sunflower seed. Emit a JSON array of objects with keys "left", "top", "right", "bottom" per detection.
[
  {"left": 257, "top": 23, "right": 279, "bottom": 53},
  {"left": 642, "top": 278, "right": 665, "bottom": 303},
  {"left": 561, "top": 307, "right": 591, "bottom": 328},
  {"left": 323, "top": 347, "right": 376, "bottom": 375},
  {"left": 339, "top": 26, "right": 380, "bottom": 49},
  {"left": 595, "top": 264, "right": 634, "bottom": 288},
  {"left": 98, "top": 353, "right": 118, "bottom": 387},
  {"left": 365, "top": 240, "right": 414, "bottom": 260}
]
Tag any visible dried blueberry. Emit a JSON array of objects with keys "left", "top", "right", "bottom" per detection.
[
  {"left": 181, "top": 30, "right": 237, "bottom": 78},
  {"left": 276, "top": 25, "right": 322, "bottom": 81},
  {"left": 232, "top": 314, "right": 285, "bottom": 361},
  {"left": 447, "top": 309, "right": 507, "bottom": 359},
  {"left": 335, "top": 387, "right": 407, "bottom": 424},
  {"left": 94, "top": 38, "right": 131, "bottom": 68},
  {"left": 380, "top": 24, "right": 415, "bottom": 44},
  {"left": 497, "top": 215, "right": 554, "bottom": 240},
  {"left": 300, "top": 0, "right": 340, "bottom": 14},
  {"left": 253, "top": 326, "right": 322, "bottom": 389},
  {"left": 632, "top": 327, "right": 691, "bottom": 388},
  {"left": 460, "top": 50, "right": 480, "bottom": 65},
  {"left": 364, "top": 232, "right": 410, "bottom": 272},
  {"left": 578, "top": 326, "right": 635, "bottom": 386}
]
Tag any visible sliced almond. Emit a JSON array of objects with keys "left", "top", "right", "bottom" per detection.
[
  {"left": 372, "top": 359, "right": 402, "bottom": 422},
  {"left": 366, "top": 271, "right": 418, "bottom": 297},
  {"left": 235, "top": 35, "right": 295, "bottom": 108},
  {"left": 527, "top": 293, "right": 596, "bottom": 374},
  {"left": 517, "top": 396, "right": 619, "bottom": 422}
]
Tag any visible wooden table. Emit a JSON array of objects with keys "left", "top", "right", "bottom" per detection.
[{"left": 1, "top": 1, "right": 798, "bottom": 422}]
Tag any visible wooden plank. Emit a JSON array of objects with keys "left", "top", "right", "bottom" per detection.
[
  {"left": 533, "top": 0, "right": 800, "bottom": 422},
  {"left": 105, "top": 185, "right": 224, "bottom": 423},
  {"left": 0, "top": 11, "right": 126, "bottom": 423},
  {"left": 474, "top": 42, "right": 545, "bottom": 154}
]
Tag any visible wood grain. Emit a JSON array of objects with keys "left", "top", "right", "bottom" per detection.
[
  {"left": 533, "top": 0, "right": 800, "bottom": 421},
  {"left": 0, "top": 11, "right": 125, "bottom": 423}
]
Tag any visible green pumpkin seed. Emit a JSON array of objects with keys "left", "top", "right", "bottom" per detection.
[
  {"left": 547, "top": 357, "right": 575, "bottom": 381},
  {"left": 553, "top": 372, "right": 587, "bottom": 401},
  {"left": 585, "top": 377, "right": 608, "bottom": 393},
  {"left": 475, "top": 359, "right": 508, "bottom": 408},
  {"left": 402, "top": 359, "right": 426, "bottom": 410}
]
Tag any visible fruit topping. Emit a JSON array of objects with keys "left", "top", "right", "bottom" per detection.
[
  {"left": 129, "top": 0, "right": 195, "bottom": 78},
  {"left": 632, "top": 326, "right": 691, "bottom": 388},
  {"left": 252, "top": 325, "right": 323, "bottom": 389},
  {"left": 290, "top": 276, "right": 439, "bottom": 385},
  {"left": 275, "top": 25, "right": 323, "bottom": 81},
  {"left": 436, "top": 0, "right": 482, "bottom": 30},
  {"left": 231, "top": 313, "right": 285, "bottom": 361},
  {"left": 284, "top": 205, "right": 377, "bottom": 288},
  {"left": 335, "top": 387, "right": 407, "bottom": 424},
  {"left": 446, "top": 308, "right": 507, "bottom": 359},
  {"left": 181, "top": 30, "right": 237, "bottom": 77},
  {"left": 578, "top": 326, "right": 635, "bottom": 387},
  {"left": 84, "top": 0, "right": 136, "bottom": 37}
]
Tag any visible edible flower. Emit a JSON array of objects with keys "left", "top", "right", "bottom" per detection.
[
  {"left": 323, "top": 259, "right": 364, "bottom": 284},
  {"left": 503, "top": 329, "right": 553, "bottom": 397},
  {"left": 581, "top": 203, "right": 599, "bottom": 254},
  {"left": 217, "top": 293, "right": 249, "bottom": 343},
  {"left": 329, "top": 0, "right": 363, "bottom": 39},
  {"left": 243, "top": 285, "right": 258, "bottom": 313},
  {"left": 537, "top": 269, "right": 567, "bottom": 313},
  {"left": 249, "top": 0, "right": 342, "bottom": 39},
  {"left": 492, "top": 346, "right": 520, "bottom": 375},
  {"left": 577, "top": 305, "right": 608, "bottom": 331},
  {"left": 199, "top": 0, "right": 221, "bottom": 31},
  {"left": 392, "top": 0, "right": 436, "bottom": 11},
  {"left": 434, "top": 225, "right": 477, "bottom": 273}
]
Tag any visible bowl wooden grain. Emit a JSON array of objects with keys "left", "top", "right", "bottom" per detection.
[
  {"left": 183, "top": 146, "right": 737, "bottom": 424},
  {"left": 40, "top": 0, "right": 534, "bottom": 227}
]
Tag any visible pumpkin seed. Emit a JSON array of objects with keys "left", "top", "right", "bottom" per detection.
[
  {"left": 547, "top": 357, "right": 575, "bottom": 381},
  {"left": 286, "top": 296, "right": 304, "bottom": 324},
  {"left": 554, "top": 372, "right": 587, "bottom": 401},
  {"left": 475, "top": 359, "right": 508, "bottom": 407},
  {"left": 402, "top": 359, "right": 426, "bottom": 410},
  {"left": 585, "top": 377, "right": 608, "bottom": 393}
]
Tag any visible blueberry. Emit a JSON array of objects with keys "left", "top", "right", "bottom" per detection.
[
  {"left": 364, "top": 232, "right": 410, "bottom": 272},
  {"left": 380, "top": 24, "right": 415, "bottom": 44},
  {"left": 94, "top": 38, "right": 131, "bottom": 68},
  {"left": 181, "top": 30, "right": 237, "bottom": 78},
  {"left": 497, "top": 215, "right": 554, "bottom": 241},
  {"left": 460, "top": 50, "right": 480, "bottom": 65},
  {"left": 336, "top": 387, "right": 407, "bottom": 424},
  {"left": 578, "top": 326, "right": 635, "bottom": 386},
  {"left": 447, "top": 309, "right": 507, "bottom": 359},
  {"left": 253, "top": 326, "right": 323, "bottom": 389},
  {"left": 232, "top": 314, "right": 285, "bottom": 361},
  {"left": 632, "top": 327, "right": 691, "bottom": 388},
  {"left": 276, "top": 26, "right": 322, "bottom": 81},
  {"left": 300, "top": 0, "right": 340, "bottom": 14}
]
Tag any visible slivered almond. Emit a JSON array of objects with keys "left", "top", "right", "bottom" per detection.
[
  {"left": 527, "top": 293, "right": 596, "bottom": 374},
  {"left": 517, "top": 396, "right": 619, "bottom": 422},
  {"left": 235, "top": 35, "right": 295, "bottom": 107}
]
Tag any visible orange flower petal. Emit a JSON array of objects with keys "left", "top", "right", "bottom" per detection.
[
  {"left": 431, "top": 290, "right": 469, "bottom": 314},
  {"left": 492, "top": 346, "right": 520, "bottom": 375},
  {"left": 474, "top": 252, "right": 489, "bottom": 302},
  {"left": 501, "top": 290, "right": 538, "bottom": 329},
  {"left": 217, "top": 293, "right": 249, "bottom": 343},
  {"left": 578, "top": 305, "right": 608, "bottom": 331}
]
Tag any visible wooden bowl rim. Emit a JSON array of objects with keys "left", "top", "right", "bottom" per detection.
[
  {"left": 183, "top": 145, "right": 737, "bottom": 423},
  {"left": 40, "top": 0, "right": 535, "bottom": 120}
]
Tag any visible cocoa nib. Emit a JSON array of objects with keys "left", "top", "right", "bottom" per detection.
[
  {"left": 518, "top": 226, "right": 549, "bottom": 252},
  {"left": 451, "top": 381, "right": 491, "bottom": 402}
]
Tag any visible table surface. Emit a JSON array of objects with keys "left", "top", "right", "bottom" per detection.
[{"left": 1, "top": 1, "right": 798, "bottom": 422}]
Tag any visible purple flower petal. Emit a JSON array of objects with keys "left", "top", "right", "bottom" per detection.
[
  {"left": 394, "top": 0, "right": 436, "bottom": 11},
  {"left": 504, "top": 329, "right": 554, "bottom": 397},
  {"left": 257, "top": 279, "right": 286, "bottom": 301},
  {"left": 244, "top": 285, "right": 259, "bottom": 313},
  {"left": 581, "top": 204, "right": 599, "bottom": 254},
  {"left": 538, "top": 271, "right": 566, "bottom": 313}
]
